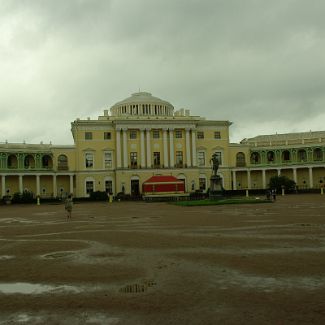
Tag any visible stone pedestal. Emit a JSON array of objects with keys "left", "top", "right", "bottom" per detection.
[{"left": 209, "top": 175, "right": 223, "bottom": 199}]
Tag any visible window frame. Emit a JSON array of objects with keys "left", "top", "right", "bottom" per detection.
[
  {"left": 130, "top": 152, "right": 138, "bottom": 168},
  {"left": 175, "top": 129, "right": 183, "bottom": 139},
  {"left": 176, "top": 151, "right": 183, "bottom": 167},
  {"left": 197, "top": 151, "right": 205, "bottom": 167},
  {"left": 103, "top": 151, "right": 112, "bottom": 169},
  {"left": 214, "top": 131, "right": 221, "bottom": 139},
  {"left": 197, "top": 131, "right": 204, "bottom": 139},
  {"left": 85, "top": 152, "right": 94, "bottom": 168},
  {"left": 104, "top": 132, "right": 111, "bottom": 140},
  {"left": 129, "top": 130, "right": 137, "bottom": 140},
  {"left": 153, "top": 130, "right": 160, "bottom": 139}
]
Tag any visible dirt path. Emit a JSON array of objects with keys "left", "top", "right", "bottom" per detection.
[{"left": 0, "top": 194, "right": 325, "bottom": 324}]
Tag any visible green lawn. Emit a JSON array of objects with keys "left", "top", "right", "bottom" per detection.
[{"left": 173, "top": 197, "right": 272, "bottom": 206}]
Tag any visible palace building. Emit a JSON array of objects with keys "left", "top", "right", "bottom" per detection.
[{"left": 1, "top": 91, "right": 325, "bottom": 198}]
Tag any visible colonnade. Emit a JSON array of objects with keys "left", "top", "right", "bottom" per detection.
[
  {"left": 232, "top": 166, "right": 320, "bottom": 190},
  {"left": 1, "top": 174, "right": 74, "bottom": 197},
  {"left": 115, "top": 127, "right": 197, "bottom": 168}
]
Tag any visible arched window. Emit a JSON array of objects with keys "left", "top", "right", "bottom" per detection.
[
  {"left": 282, "top": 150, "right": 290, "bottom": 162},
  {"left": 267, "top": 151, "right": 275, "bottom": 163},
  {"left": 313, "top": 148, "right": 323, "bottom": 161},
  {"left": 58, "top": 155, "right": 68, "bottom": 170},
  {"left": 250, "top": 152, "right": 261, "bottom": 164},
  {"left": 42, "top": 155, "right": 53, "bottom": 168},
  {"left": 298, "top": 149, "right": 307, "bottom": 162},
  {"left": 236, "top": 152, "right": 246, "bottom": 167},
  {"left": 7, "top": 154, "right": 18, "bottom": 168},
  {"left": 24, "top": 155, "right": 35, "bottom": 168}
]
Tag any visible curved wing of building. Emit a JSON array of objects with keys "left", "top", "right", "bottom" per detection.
[{"left": 1, "top": 92, "right": 325, "bottom": 198}]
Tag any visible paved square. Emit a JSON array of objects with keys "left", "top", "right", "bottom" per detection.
[{"left": 0, "top": 195, "right": 325, "bottom": 324}]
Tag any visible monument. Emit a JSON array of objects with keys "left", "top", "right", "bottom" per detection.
[{"left": 209, "top": 153, "right": 224, "bottom": 199}]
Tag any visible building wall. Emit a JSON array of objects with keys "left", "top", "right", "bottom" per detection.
[{"left": 2, "top": 92, "right": 325, "bottom": 198}]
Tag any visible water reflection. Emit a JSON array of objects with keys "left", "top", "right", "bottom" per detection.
[{"left": 0, "top": 282, "right": 80, "bottom": 294}]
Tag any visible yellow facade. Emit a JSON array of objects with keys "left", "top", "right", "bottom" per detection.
[{"left": 1, "top": 92, "right": 325, "bottom": 198}]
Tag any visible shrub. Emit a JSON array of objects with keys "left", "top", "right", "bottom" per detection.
[
  {"left": 269, "top": 175, "right": 296, "bottom": 193},
  {"left": 89, "top": 191, "right": 108, "bottom": 201},
  {"left": 12, "top": 190, "right": 35, "bottom": 204}
]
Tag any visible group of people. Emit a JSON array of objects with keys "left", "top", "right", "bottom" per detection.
[{"left": 266, "top": 189, "right": 277, "bottom": 201}]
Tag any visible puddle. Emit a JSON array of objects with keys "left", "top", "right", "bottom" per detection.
[
  {"left": 42, "top": 251, "right": 76, "bottom": 259},
  {"left": 33, "top": 212, "right": 57, "bottom": 216},
  {"left": 0, "top": 282, "right": 80, "bottom": 294},
  {"left": 0, "top": 218, "right": 34, "bottom": 224},
  {"left": 0, "top": 312, "right": 120, "bottom": 324},
  {"left": 0, "top": 255, "right": 15, "bottom": 260}
]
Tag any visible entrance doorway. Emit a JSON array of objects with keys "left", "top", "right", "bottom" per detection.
[{"left": 131, "top": 180, "right": 140, "bottom": 196}]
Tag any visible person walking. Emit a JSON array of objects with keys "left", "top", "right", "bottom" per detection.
[
  {"left": 64, "top": 194, "right": 73, "bottom": 220},
  {"left": 272, "top": 189, "right": 276, "bottom": 201}
]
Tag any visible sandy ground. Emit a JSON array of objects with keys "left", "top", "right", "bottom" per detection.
[{"left": 0, "top": 194, "right": 325, "bottom": 324}]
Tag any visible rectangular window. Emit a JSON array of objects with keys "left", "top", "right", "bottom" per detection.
[
  {"left": 153, "top": 130, "right": 160, "bottom": 139},
  {"left": 104, "top": 152, "right": 112, "bottom": 168},
  {"left": 105, "top": 180, "right": 113, "bottom": 194},
  {"left": 197, "top": 131, "right": 204, "bottom": 139},
  {"left": 85, "top": 132, "right": 93, "bottom": 140},
  {"left": 197, "top": 152, "right": 205, "bottom": 166},
  {"left": 176, "top": 151, "right": 183, "bottom": 167},
  {"left": 130, "top": 152, "right": 137, "bottom": 168},
  {"left": 199, "top": 178, "right": 206, "bottom": 191},
  {"left": 86, "top": 181, "right": 94, "bottom": 194},
  {"left": 85, "top": 153, "right": 94, "bottom": 168},
  {"left": 214, "top": 152, "right": 222, "bottom": 165},
  {"left": 104, "top": 132, "right": 111, "bottom": 140},
  {"left": 153, "top": 152, "right": 160, "bottom": 167},
  {"left": 214, "top": 131, "right": 221, "bottom": 139},
  {"left": 175, "top": 130, "right": 182, "bottom": 138},
  {"left": 130, "top": 130, "right": 137, "bottom": 139}
]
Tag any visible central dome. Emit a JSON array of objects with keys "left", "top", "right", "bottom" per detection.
[{"left": 110, "top": 92, "right": 174, "bottom": 117}]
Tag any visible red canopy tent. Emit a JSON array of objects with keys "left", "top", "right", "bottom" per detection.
[{"left": 142, "top": 175, "right": 185, "bottom": 195}]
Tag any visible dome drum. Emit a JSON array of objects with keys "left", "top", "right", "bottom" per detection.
[{"left": 110, "top": 92, "right": 174, "bottom": 117}]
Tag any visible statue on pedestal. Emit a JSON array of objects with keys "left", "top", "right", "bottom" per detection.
[
  {"left": 209, "top": 153, "right": 223, "bottom": 199},
  {"left": 210, "top": 153, "right": 220, "bottom": 176}
]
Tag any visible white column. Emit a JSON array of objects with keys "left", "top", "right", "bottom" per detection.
[
  {"left": 69, "top": 175, "right": 74, "bottom": 194},
  {"left": 247, "top": 170, "right": 251, "bottom": 189},
  {"left": 293, "top": 168, "right": 297, "bottom": 183},
  {"left": 277, "top": 169, "right": 281, "bottom": 176},
  {"left": 309, "top": 167, "right": 313, "bottom": 188},
  {"left": 146, "top": 128, "right": 151, "bottom": 168},
  {"left": 191, "top": 129, "right": 197, "bottom": 166},
  {"left": 140, "top": 129, "right": 146, "bottom": 168},
  {"left": 169, "top": 128, "right": 174, "bottom": 167},
  {"left": 123, "top": 128, "right": 128, "bottom": 168},
  {"left": 36, "top": 175, "right": 40, "bottom": 196},
  {"left": 53, "top": 175, "right": 57, "bottom": 197},
  {"left": 116, "top": 128, "right": 122, "bottom": 168},
  {"left": 19, "top": 175, "right": 23, "bottom": 193},
  {"left": 1, "top": 175, "right": 6, "bottom": 197},
  {"left": 185, "top": 128, "right": 191, "bottom": 167},
  {"left": 232, "top": 171, "right": 237, "bottom": 190},
  {"left": 163, "top": 128, "right": 169, "bottom": 168},
  {"left": 262, "top": 169, "right": 266, "bottom": 189}
]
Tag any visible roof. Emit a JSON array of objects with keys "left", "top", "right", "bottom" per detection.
[
  {"left": 111, "top": 92, "right": 174, "bottom": 109},
  {"left": 143, "top": 175, "right": 183, "bottom": 184},
  {"left": 241, "top": 130, "right": 325, "bottom": 144}
]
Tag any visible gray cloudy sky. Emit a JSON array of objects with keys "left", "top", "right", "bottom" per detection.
[{"left": 1, "top": 0, "right": 325, "bottom": 145}]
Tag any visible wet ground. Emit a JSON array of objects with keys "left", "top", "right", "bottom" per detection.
[{"left": 0, "top": 194, "right": 325, "bottom": 324}]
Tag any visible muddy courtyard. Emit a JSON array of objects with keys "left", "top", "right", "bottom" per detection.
[{"left": 0, "top": 194, "right": 325, "bottom": 324}]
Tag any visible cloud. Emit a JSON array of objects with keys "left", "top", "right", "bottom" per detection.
[{"left": 1, "top": 0, "right": 325, "bottom": 144}]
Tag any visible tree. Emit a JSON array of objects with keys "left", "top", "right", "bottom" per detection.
[{"left": 268, "top": 176, "right": 296, "bottom": 193}]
